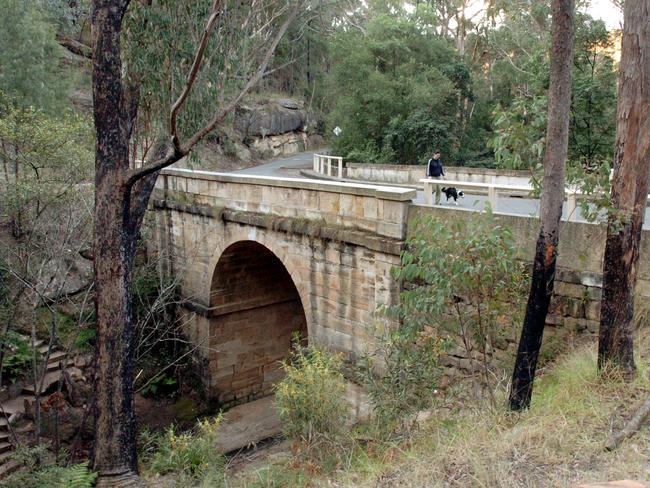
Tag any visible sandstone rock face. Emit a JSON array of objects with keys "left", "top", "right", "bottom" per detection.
[
  {"left": 234, "top": 100, "right": 307, "bottom": 137},
  {"left": 250, "top": 132, "right": 324, "bottom": 158}
]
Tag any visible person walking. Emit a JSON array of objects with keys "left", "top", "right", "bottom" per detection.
[{"left": 427, "top": 151, "right": 444, "bottom": 204}]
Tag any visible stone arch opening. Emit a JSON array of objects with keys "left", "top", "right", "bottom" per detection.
[{"left": 208, "top": 240, "right": 307, "bottom": 406}]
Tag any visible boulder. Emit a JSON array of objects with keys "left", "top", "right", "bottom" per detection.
[
  {"left": 33, "top": 251, "right": 93, "bottom": 302},
  {"left": 234, "top": 100, "right": 307, "bottom": 137},
  {"left": 250, "top": 132, "right": 307, "bottom": 157}
]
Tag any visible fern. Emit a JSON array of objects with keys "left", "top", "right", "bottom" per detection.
[{"left": 57, "top": 462, "right": 98, "bottom": 488}]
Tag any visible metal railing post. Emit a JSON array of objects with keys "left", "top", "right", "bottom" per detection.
[
  {"left": 567, "top": 193, "right": 578, "bottom": 222},
  {"left": 488, "top": 186, "right": 498, "bottom": 210}
]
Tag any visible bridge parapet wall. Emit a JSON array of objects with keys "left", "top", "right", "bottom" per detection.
[
  {"left": 156, "top": 169, "right": 416, "bottom": 240},
  {"left": 345, "top": 162, "right": 531, "bottom": 188}
]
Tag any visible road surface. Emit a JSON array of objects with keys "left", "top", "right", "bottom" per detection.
[{"left": 233, "top": 150, "right": 650, "bottom": 225}]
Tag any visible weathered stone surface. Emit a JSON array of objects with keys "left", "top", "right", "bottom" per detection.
[
  {"left": 251, "top": 132, "right": 308, "bottom": 157},
  {"left": 585, "top": 300, "right": 601, "bottom": 321},
  {"left": 234, "top": 101, "right": 306, "bottom": 137}
]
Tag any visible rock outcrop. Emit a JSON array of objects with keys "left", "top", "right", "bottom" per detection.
[{"left": 234, "top": 98, "right": 307, "bottom": 137}]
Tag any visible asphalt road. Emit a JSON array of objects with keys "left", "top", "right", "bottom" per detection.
[{"left": 233, "top": 150, "right": 650, "bottom": 225}]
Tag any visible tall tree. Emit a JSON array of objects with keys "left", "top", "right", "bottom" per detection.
[
  {"left": 509, "top": 0, "right": 575, "bottom": 411},
  {"left": 598, "top": 0, "right": 650, "bottom": 376},
  {"left": 90, "top": 0, "right": 302, "bottom": 484}
]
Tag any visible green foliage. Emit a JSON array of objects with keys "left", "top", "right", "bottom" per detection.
[
  {"left": 359, "top": 320, "right": 442, "bottom": 436},
  {"left": 325, "top": 11, "right": 470, "bottom": 164},
  {"left": 140, "top": 372, "right": 178, "bottom": 397},
  {"left": 72, "top": 326, "right": 96, "bottom": 352},
  {"left": 1, "top": 331, "right": 32, "bottom": 382},
  {"left": 56, "top": 462, "right": 98, "bottom": 488},
  {"left": 489, "top": 96, "right": 547, "bottom": 170},
  {"left": 38, "top": 0, "right": 91, "bottom": 37},
  {"left": 487, "top": 11, "right": 617, "bottom": 172},
  {"left": 394, "top": 212, "right": 527, "bottom": 392},
  {"left": 0, "top": 100, "right": 93, "bottom": 238},
  {"left": 0, "top": 0, "right": 72, "bottom": 113},
  {"left": 148, "top": 416, "right": 225, "bottom": 485},
  {"left": 3, "top": 444, "right": 96, "bottom": 488},
  {"left": 122, "top": 0, "right": 300, "bottom": 149},
  {"left": 275, "top": 339, "right": 349, "bottom": 451}
]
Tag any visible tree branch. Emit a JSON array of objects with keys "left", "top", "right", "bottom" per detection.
[
  {"left": 169, "top": 0, "right": 223, "bottom": 154},
  {"left": 605, "top": 395, "right": 650, "bottom": 451},
  {"left": 124, "top": 0, "right": 304, "bottom": 187},
  {"left": 57, "top": 34, "right": 93, "bottom": 60}
]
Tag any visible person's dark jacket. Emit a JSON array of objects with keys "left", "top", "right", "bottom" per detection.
[{"left": 427, "top": 158, "right": 444, "bottom": 177}]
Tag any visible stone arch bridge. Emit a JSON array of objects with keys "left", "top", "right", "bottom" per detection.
[
  {"left": 149, "top": 167, "right": 650, "bottom": 409},
  {"left": 149, "top": 169, "right": 415, "bottom": 407}
]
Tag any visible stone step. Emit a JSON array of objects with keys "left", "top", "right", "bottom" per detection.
[
  {"left": 22, "top": 370, "right": 62, "bottom": 395},
  {"left": 22, "top": 367, "right": 81, "bottom": 395},
  {"left": 0, "top": 432, "right": 9, "bottom": 443},
  {"left": 0, "top": 450, "right": 12, "bottom": 463},
  {"left": 0, "top": 460, "right": 20, "bottom": 479},
  {"left": 0, "top": 443, "right": 11, "bottom": 455},
  {"left": 46, "top": 359, "right": 73, "bottom": 372},
  {"left": 0, "top": 395, "right": 30, "bottom": 416},
  {"left": 46, "top": 351, "right": 68, "bottom": 364}
]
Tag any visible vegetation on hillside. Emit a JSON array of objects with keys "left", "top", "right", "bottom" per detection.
[{"left": 1, "top": 0, "right": 648, "bottom": 486}]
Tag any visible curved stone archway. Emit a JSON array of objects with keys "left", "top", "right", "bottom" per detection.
[{"left": 207, "top": 240, "right": 307, "bottom": 406}]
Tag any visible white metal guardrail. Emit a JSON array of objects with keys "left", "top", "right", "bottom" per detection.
[
  {"left": 313, "top": 153, "right": 344, "bottom": 179},
  {"left": 420, "top": 178, "right": 584, "bottom": 221}
]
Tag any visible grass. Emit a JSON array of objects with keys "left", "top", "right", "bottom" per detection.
[{"left": 230, "top": 338, "right": 650, "bottom": 487}]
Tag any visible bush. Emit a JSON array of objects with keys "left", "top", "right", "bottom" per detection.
[
  {"left": 358, "top": 322, "right": 442, "bottom": 437},
  {"left": 362, "top": 211, "right": 527, "bottom": 430},
  {"left": 274, "top": 340, "right": 349, "bottom": 456},
  {"left": 148, "top": 416, "right": 224, "bottom": 485}
]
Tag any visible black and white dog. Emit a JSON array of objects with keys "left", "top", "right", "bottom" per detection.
[{"left": 441, "top": 187, "right": 464, "bottom": 204}]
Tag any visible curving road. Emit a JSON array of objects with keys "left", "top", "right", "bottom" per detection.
[{"left": 233, "top": 150, "right": 650, "bottom": 225}]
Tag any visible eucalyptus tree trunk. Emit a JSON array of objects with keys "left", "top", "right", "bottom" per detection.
[
  {"left": 91, "top": 0, "right": 141, "bottom": 483},
  {"left": 509, "top": 0, "right": 575, "bottom": 411},
  {"left": 598, "top": 0, "right": 650, "bottom": 377}
]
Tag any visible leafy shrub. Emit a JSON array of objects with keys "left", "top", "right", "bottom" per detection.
[
  {"left": 275, "top": 340, "right": 349, "bottom": 453},
  {"left": 148, "top": 416, "right": 224, "bottom": 485},
  {"left": 140, "top": 372, "right": 178, "bottom": 397},
  {"left": 358, "top": 321, "right": 442, "bottom": 437},
  {"left": 398, "top": 213, "right": 526, "bottom": 385},
  {"left": 56, "top": 462, "right": 98, "bottom": 488},
  {"left": 1, "top": 331, "right": 31, "bottom": 382}
]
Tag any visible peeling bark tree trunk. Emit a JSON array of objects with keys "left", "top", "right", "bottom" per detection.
[
  {"left": 509, "top": 0, "right": 575, "bottom": 411},
  {"left": 91, "top": 0, "right": 140, "bottom": 481},
  {"left": 598, "top": 0, "right": 650, "bottom": 376}
]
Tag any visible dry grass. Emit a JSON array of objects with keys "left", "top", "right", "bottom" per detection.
[
  {"left": 233, "top": 333, "right": 650, "bottom": 488},
  {"left": 344, "top": 340, "right": 650, "bottom": 488}
]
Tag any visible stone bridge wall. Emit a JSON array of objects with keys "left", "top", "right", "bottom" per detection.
[
  {"left": 408, "top": 204, "right": 650, "bottom": 376},
  {"left": 148, "top": 167, "right": 649, "bottom": 402},
  {"left": 149, "top": 170, "right": 415, "bottom": 405}
]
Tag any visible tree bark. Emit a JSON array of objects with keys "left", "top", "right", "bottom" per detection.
[
  {"left": 91, "top": 0, "right": 140, "bottom": 482},
  {"left": 509, "top": 0, "right": 575, "bottom": 411},
  {"left": 598, "top": 0, "right": 650, "bottom": 376}
]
